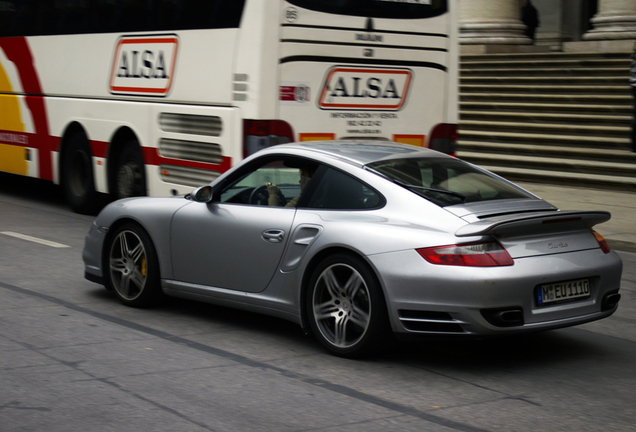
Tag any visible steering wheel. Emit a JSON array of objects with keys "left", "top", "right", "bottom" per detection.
[{"left": 249, "top": 185, "right": 287, "bottom": 206}]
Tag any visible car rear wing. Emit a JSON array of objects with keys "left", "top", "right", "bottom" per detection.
[{"left": 455, "top": 211, "right": 611, "bottom": 238}]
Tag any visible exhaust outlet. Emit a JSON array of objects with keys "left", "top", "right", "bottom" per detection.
[
  {"left": 601, "top": 292, "right": 621, "bottom": 311},
  {"left": 481, "top": 307, "right": 524, "bottom": 327}
]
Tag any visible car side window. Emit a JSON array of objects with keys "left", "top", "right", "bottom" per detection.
[
  {"left": 218, "top": 157, "right": 316, "bottom": 207},
  {"left": 302, "top": 167, "right": 383, "bottom": 210}
]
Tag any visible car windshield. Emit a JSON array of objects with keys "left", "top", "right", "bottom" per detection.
[{"left": 366, "top": 157, "right": 533, "bottom": 207}]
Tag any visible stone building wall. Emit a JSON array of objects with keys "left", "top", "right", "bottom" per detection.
[{"left": 459, "top": 0, "right": 636, "bottom": 53}]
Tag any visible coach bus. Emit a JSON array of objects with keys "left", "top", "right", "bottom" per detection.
[{"left": 0, "top": 0, "right": 458, "bottom": 214}]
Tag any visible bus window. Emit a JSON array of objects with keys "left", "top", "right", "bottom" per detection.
[{"left": 286, "top": 0, "right": 448, "bottom": 19}]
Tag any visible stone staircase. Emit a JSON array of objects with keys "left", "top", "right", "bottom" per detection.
[{"left": 457, "top": 51, "right": 636, "bottom": 192}]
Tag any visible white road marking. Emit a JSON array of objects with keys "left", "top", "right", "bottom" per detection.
[{"left": 0, "top": 231, "right": 71, "bottom": 248}]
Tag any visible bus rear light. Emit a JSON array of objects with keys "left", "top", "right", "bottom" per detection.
[
  {"left": 428, "top": 123, "right": 457, "bottom": 156},
  {"left": 417, "top": 241, "right": 514, "bottom": 267},
  {"left": 244, "top": 120, "right": 295, "bottom": 157}
]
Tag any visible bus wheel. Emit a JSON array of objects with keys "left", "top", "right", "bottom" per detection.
[
  {"left": 114, "top": 141, "right": 146, "bottom": 200},
  {"left": 62, "top": 131, "right": 98, "bottom": 214}
]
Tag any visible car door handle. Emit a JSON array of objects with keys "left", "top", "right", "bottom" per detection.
[{"left": 262, "top": 229, "right": 285, "bottom": 243}]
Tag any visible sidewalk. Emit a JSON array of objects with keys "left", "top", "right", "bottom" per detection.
[{"left": 517, "top": 182, "right": 636, "bottom": 253}]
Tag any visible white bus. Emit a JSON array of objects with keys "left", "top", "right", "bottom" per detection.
[{"left": 0, "top": 0, "right": 458, "bottom": 214}]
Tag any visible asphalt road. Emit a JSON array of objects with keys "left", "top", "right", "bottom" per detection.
[{"left": 1, "top": 173, "right": 635, "bottom": 432}]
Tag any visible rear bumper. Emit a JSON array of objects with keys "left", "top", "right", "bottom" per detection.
[{"left": 368, "top": 248, "right": 623, "bottom": 337}]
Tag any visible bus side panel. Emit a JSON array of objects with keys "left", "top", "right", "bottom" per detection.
[
  {"left": 46, "top": 97, "right": 242, "bottom": 196},
  {"left": 27, "top": 30, "right": 239, "bottom": 105},
  {"left": 147, "top": 104, "right": 242, "bottom": 196}
]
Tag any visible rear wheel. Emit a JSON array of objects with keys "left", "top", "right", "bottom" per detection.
[
  {"left": 114, "top": 141, "right": 146, "bottom": 200},
  {"left": 306, "top": 253, "right": 391, "bottom": 358},
  {"left": 105, "top": 223, "right": 161, "bottom": 307},
  {"left": 62, "top": 131, "right": 98, "bottom": 214}
]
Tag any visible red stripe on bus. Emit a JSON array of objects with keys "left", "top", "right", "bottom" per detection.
[
  {"left": 142, "top": 146, "right": 232, "bottom": 172},
  {"left": 0, "top": 38, "right": 54, "bottom": 180}
]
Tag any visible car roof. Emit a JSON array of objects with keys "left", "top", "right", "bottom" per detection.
[{"left": 269, "top": 140, "right": 450, "bottom": 166}]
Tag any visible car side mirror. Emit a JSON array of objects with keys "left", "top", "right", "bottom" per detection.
[{"left": 190, "top": 185, "right": 214, "bottom": 203}]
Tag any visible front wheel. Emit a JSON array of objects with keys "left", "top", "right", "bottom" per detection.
[
  {"left": 105, "top": 223, "right": 161, "bottom": 307},
  {"left": 306, "top": 253, "right": 391, "bottom": 358}
]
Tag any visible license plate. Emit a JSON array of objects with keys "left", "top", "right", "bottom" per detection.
[{"left": 537, "top": 279, "right": 590, "bottom": 305}]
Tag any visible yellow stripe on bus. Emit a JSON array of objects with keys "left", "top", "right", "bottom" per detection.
[
  {"left": 0, "top": 62, "right": 27, "bottom": 175},
  {"left": 0, "top": 144, "right": 28, "bottom": 175},
  {"left": 0, "top": 68, "right": 25, "bottom": 132}
]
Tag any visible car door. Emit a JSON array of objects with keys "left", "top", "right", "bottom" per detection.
[{"left": 170, "top": 156, "right": 314, "bottom": 293}]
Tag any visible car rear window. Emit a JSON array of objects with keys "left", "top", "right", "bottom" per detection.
[{"left": 366, "top": 157, "right": 533, "bottom": 207}]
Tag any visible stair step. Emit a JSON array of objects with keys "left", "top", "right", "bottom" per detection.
[
  {"left": 461, "top": 76, "right": 628, "bottom": 85},
  {"left": 460, "top": 101, "right": 632, "bottom": 115},
  {"left": 458, "top": 141, "right": 636, "bottom": 162},
  {"left": 461, "top": 58, "right": 630, "bottom": 69},
  {"left": 461, "top": 84, "right": 629, "bottom": 95},
  {"left": 457, "top": 151, "right": 636, "bottom": 176},
  {"left": 460, "top": 119, "right": 629, "bottom": 137},
  {"left": 461, "top": 67, "right": 627, "bottom": 77},
  {"left": 458, "top": 129, "right": 629, "bottom": 149},
  {"left": 470, "top": 165, "right": 636, "bottom": 192},
  {"left": 461, "top": 93, "right": 631, "bottom": 104},
  {"left": 460, "top": 111, "right": 630, "bottom": 126},
  {"left": 461, "top": 52, "right": 630, "bottom": 63}
]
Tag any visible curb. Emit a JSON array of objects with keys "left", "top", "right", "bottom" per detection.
[{"left": 607, "top": 239, "right": 636, "bottom": 254}]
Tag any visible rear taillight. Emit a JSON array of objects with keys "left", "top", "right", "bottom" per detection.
[
  {"left": 417, "top": 241, "right": 513, "bottom": 267},
  {"left": 244, "top": 120, "right": 294, "bottom": 157},
  {"left": 428, "top": 123, "right": 457, "bottom": 156},
  {"left": 593, "top": 231, "right": 611, "bottom": 253}
]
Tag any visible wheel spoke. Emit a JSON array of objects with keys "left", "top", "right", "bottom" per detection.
[
  {"left": 119, "top": 272, "right": 131, "bottom": 297},
  {"left": 322, "top": 268, "right": 342, "bottom": 300},
  {"left": 128, "top": 241, "right": 145, "bottom": 264},
  {"left": 119, "top": 232, "right": 129, "bottom": 257},
  {"left": 130, "top": 268, "right": 146, "bottom": 290},
  {"left": 110, "top": 257, "right": 127, "bottom": 273},
  {"left": 314, "top": 300, "right": 338, "bottom": 321},
  {"left": 349, "top": 304, "right": 370, "bottom": 330},
  {"left": 343, "top": 272, "right": 363, "bottom": 299},
  {"left": 333, "top": 315, "right": 348, "bottom": 346}
]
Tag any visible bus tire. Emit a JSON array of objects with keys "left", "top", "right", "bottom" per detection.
[
  {"left": 114, "top": 140, "right": 146, "bottom": 200},
  {"left": 62, "top": 131, "right": 98, "bottom": 214}
]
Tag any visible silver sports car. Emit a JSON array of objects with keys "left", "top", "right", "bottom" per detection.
[{"left": 83, "top": 141, "right": 622, "bottom": 357}]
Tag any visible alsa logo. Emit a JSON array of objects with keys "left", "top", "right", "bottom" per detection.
[
  {"left": 109, "top": 35, "right": 179, "bottom": 96},
  {"left": 319, "top": 67, "right": 412, "bottom": 111}
]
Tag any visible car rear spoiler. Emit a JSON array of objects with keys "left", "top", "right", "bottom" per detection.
[{"left": 455, "top": 211, "right": 611, "bottom": 238}]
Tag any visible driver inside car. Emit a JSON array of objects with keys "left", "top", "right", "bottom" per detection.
[{"left": 266, "top": 165, "right": 316, "bottom": 207}]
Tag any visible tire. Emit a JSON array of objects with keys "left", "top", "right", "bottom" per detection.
[
  {"left": 62, "top": 131, "right": 98, "bottom": 214},
  {"left": 114, "top": 141, "right": 146, "bottom": 200},
  {"left": 105, "top": 223, "right": 162, "bottom": 307},
  {"left": 306, "top": 253, "right": 391, "bottom": 358}
]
